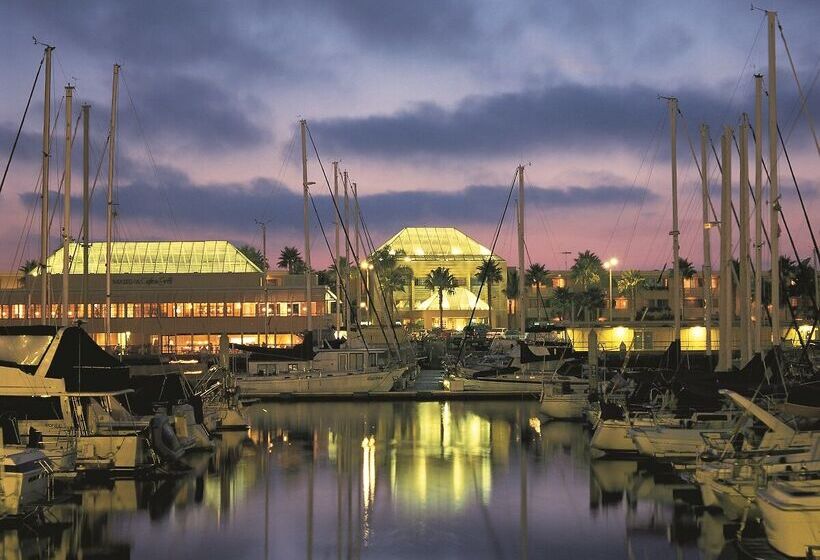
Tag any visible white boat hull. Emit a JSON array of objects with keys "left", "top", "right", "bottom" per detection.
[
  {"left": 757, "top": 480, "right": 820, "bottom": 558},
  {"left": 237, "top": 367, "right": 403, "bottom": 397},
  {"left": 591, "top": 419, "right": 640, "bottom": 454},
  {"left": 540, "top": 394, "right": 587, "bottom": 420}
]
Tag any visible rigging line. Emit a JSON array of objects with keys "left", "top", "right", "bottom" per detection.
[
  {"left": 523, "top": 240, "right": 551, "bottom": 320},
  {"left": 303, "top": 125, "right": 398, "bottom": 357},
  {"left": 305, "top": 190, "right": 369, "bottom": 354},
  {"left": 602, "top": 111, "right": 665, "bottom": 257},
  {"left": 718, "top": 14, "right": 765, "bottom": 124},
  {"left": 0, "top": 55, "right": 44, "bottom": 195},
  {"left": 352, "top": 183, "right": 406, "bottom": 348},
  {"left": 48, "top": 110, "right": 83, "bottom": 237},
  {"left": 68, "top": 134, "right": 110, "bottom": 273},
  {"left": 262, "top": 124, "right": 298, "bottom": 221},
  {"left": 777, "top": 16, "right": 820, "bottom": 157},
  {"left": 455, "top": 169, "right": 519, "bottom": 366},
  {"left": 120, "top": 70, "right": 179, "bottom": 237},
  {"left": 783, "top": 65, "right": 820, "bottom": 145},
  {"left": 535, "top": 207, "right": 556, "bottom": 266},
  {"left": 776, "top": 123, "right": 820, "bottom": 263},
  {"left": 623, "top": 125, "right": 663, "bottom": 263}
]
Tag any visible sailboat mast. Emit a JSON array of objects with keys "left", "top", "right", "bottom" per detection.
[
  {"left": 61, "top": 85, "right": 73, "bottom": 327},
  {"left": 753, "top": 75, "right": 764, "bottom": 355},
  {"left": 105, "top": 64, "right": 120, "bottom": 349},
  {"left": 82, "top": 104, "right": 90, "bottom": 325},
  {"left": 343, "top": 170, "right": 350, "bottom": 331},
  {"left": 517, "top": 165, "right": 526, "bottom": 336},
  {"left": 767, "top": 11, "right": 781, "bottom": 348},
  {"left": 353, "top": 181, "right": 360, "bottom": 319},
  {"left": 668, "top": 98, "right": 681, "bottom": 344},
  {"left": 300, "top": 119, "right": 312, "bottom": 335},
  {"left": 40, "top": 46, "right": 53, "bottom": 324},
  {"left": 333, "top": 161, "right": 341, "bottom": 333},
  {"left": 700, "top": 124, "right": 713, "bottom": 357},
  {"left": 739, "top": 114, "right": 751, "bottom": 364},
  {"left": 718, "top": 127, "right": 734, "bottom": 371}
]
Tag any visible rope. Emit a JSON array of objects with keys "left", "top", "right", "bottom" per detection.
[
  {"left": 0, "top": 55, "right": 44, "bottom": 195},
  {"left": 777, "top": 16, "right": 820, "bottom": 157}
]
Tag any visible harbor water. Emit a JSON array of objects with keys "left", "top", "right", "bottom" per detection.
[{"left": 3, "top": 399, "right": 739, "bottom": 559}]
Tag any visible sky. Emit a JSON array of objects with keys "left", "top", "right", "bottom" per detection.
[{"left": 0, "top": 0, "right": 818, "bottom": 274}]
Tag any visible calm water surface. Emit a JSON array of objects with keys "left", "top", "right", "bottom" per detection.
[{"left": 3, "top": 400, "right": 741, "bottom": 559}]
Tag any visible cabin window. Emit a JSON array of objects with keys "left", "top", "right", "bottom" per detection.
[
  {"left": 633, "top": 330, "right": 654, "bottom": 351},
  {"left": 0, "top": 335, "right": 52, "bottom": 366},
  {"left": 338, "top": 354, "right": 348, "bottom": 371},
  {"left": 353, "top": 353, "right": 364, "bottom": 371},
  {"left": 0, "top": 396, "right": 63, "bottom": 420},
  {"left": 369, "top": 353, "right": 378, "bottom": 367},
  {"left": 288, "top": 363, "right": 298, "bottom": 372}
]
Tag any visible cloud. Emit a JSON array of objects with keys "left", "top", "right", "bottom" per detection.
[
  {"left": 19, "top": 164, "right": 658, "bottom": 242},
  {"left": 310, "top": 79, "right": 819, "bottom": 159}
]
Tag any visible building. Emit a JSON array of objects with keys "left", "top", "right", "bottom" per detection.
[
  {"left": 0, "top": 240, "right": 335, "bottom": 353},
  {"left": 372, "top": 227, "right": 506, "bottom": 330}
]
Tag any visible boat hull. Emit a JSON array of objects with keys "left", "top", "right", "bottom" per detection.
[
  {"left": 237, "top": 367, "right": 403, "bottom": 397},
  {"left": 757, "top": 481, "right": 820, "bottom": 558},
  {"left": 540, "top": 394, "right": 587, "bottom": 420}
]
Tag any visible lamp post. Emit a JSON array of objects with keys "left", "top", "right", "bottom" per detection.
[{"left": 603, "top": 258, "right": 618, "bottom": 322}]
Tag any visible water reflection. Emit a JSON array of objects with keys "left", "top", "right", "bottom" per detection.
[{"left": 1, "top": 401, "right": 753, "bottom": 559}]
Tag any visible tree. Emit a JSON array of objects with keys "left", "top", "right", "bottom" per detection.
[
  {"left": 504, "top": 269, "right": 520, "bottom": 329},
  {"left": 424, "top": 267, "right": 457, "bottom": 330},
  {"left": 277, "top": 246, "right": 304, "bottom": 273},
  {"left": 17, "top": 259, "right": 39, "bottom": 287},
  {"left": 238, "top": 244, "right": 268, "bottom": 271},
  {"left": 571, "top": 251, "right": 603, "bottom": 291},
  {"left": 577, "top": 287, "right": 605, "bottom": 321},
  {"left": 476, "top": 258, "right": 503, "bottom": 328},
  {"left": 617, "top": 269, "right": 647, "bottom": 318},
  {"left": 369, "top": 246, "right": 412, "bottom": 314},
  {"left": 525, "top": 263, "right": 549, "bottom": 320},
  {"left": 550, "top": 286, "right": 574, "bottom": 321}
]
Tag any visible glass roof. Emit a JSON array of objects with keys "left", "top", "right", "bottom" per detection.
[
  {"left": 36, "top": 241, "right": 262, "bottom": 275},
  {"left": 378, "top": 228, "right": 497, "bottom": 260}
]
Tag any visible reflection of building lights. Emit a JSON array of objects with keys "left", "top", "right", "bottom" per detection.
[{"left": 528, "top": 417, "right": 541, "bottom": 436}]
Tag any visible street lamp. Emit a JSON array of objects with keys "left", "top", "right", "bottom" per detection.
[{"left": 603, "top": 257, "right": 618, "bottom": 322}]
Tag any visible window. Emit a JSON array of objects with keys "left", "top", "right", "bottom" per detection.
[
  {"left": 369, "top": 353, "right": 378, "bottom": 367},
  {"left": 338, "top": 354, "right": 348, "bottom": 371},
  {"left": 241, "top": 302, "right": 256, "bottom": 317},
  {"left": 12, "top": 304, "right": 26, "bottom": 319},
  {"left": 614, "top": 297, "right": 628, "bottom": 310},
  {"left": 633, "top": 330, "right": 654, "bottom": 351},
  {"left": 353, "top": 353, "right": 364, "bottom": 371},
  {"left": 552, "top": 277, "right": 566, "bottom": 288},
  {"left": 209, "top": 302, "right": 224, "bottom": 317}
]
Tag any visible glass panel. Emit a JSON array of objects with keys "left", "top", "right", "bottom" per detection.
[{"left": 0, "top": 334, "right": 53, "bottom": 366}]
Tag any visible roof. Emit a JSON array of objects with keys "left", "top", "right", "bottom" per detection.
[
  {"left": 35, "top": 241, "right": 262, "bottom": 275},
  {"left": 378, "top": 227, "right": 497, "bottom": 260}
]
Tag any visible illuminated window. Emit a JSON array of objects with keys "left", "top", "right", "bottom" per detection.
[
  {"left": 209, "top": 302, "right": 224, "bottom": 317},
  {"left": 552, "top": 277, "right": 566, "bottom": 288},
  {"left": 241, "top": 302, "right": 256, "bottom": 317},
  {"left": 614, "top": 297, "right": 628, "bottom": 310},
  {"left": 12, "top": 304, "right": 26, "bottom": 319}
]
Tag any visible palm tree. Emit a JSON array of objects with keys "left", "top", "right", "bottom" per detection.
[
  {"left": 379, "top": 266, "right": 413, "bottom": 313},
  {"left": 571, "top": 251, "right": 603, "bottom": 291},
  {"left": 617, "top": 269, "right": 647, "bottom": 317},
  {"left": 17, "top": 259, "right": 39, "bottom": 287},
  {"left": 369, "top": 246, "right": 412, "bottom": 314},
  {"left": 277, "top": 246, "right": 304, "bottom": 273},
  {"left": 475, "top": 258, "right": 503, "bottom": 328},
  {"left": 550, "top": 286, "right": 574, "bottom": 321},
  {"left": 238, "top": 244, "right": 268, "bottom": 271},
  {"left": 504, "top": 269, "right": 520, "bottom": 329},
  {"left": 525, "top": 263, "right": 549, "bottom": 320},
  {"left": 424, "top": 267, "right": 457, "bottom": 330},
  {"left": 571, "top": 251, "right": 603, "bottom": 321},
  {"left": 577, "top": 287, "right": 605, "bottom": 321}
]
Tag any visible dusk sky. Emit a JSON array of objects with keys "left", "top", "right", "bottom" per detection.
[{"left": 0, "top": 1, "right": 817, "bottom": 273}]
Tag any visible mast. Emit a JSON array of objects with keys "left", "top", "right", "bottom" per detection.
[
  {"left": 105, "top": 64, "right": 120, "bottom": 349},
  {"left": 668, "top": 98, "right": 681, "bottom": 345},
  {"left": 353, "top": 183, "right": 365, "bottom": 324},
  {"left": 700, "top": 124, "right": 713, "bottom": 357},
  {"left": 718, "top": 127, "right": 734, "bottom": 371},
  {"left": 82, "top": 104, "right": 90, "bottom": 325},
  {"left": 739, "top": 114, "right": 751, "bottom": 365},
  {"left": 333, "top": 161, "right": 341, "bottom": 333},
  {"left": 517, "top": 165, "right": 526, "bottom": 336},
  {"left": 753, "top": 74, "right": 764, "bottom": 355},
  {"left": 767, "top": 11, "right": 781, "bottom": 348},
  {"left": 300, "top": 119, "right": 312, "bottom": 336},
  {"left": 40, "top": 46, "right": 53, "bottom": 324},
  {"left": 353, "top": 181, "right": 360, "bottom": 320},
  {"left": 343, "top": 170, "right": 350, "bottom": 332},
  {"left": 61, "top": 85, "right": 73, "bottom": 327}
]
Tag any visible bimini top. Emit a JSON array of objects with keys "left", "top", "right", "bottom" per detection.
[
  {"left": 378, "top": 227, "right": 496, "bottom": 261},
  {"left": 33, "top": 240, "right": 262, "bottom": 275}
]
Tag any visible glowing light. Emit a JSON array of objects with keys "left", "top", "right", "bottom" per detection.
[
  {"left": 414, "top": 247, "right": 425, "bottom": 256},
  {"left": 689, "top": 325, "right": 706, "bottom": 339},
  {"left": 613, "top": 326, "right": 627, "bottom": 339}
]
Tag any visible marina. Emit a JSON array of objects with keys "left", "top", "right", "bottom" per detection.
[{"left": 0, "top": 1, "right": 818, "bottom": 558}]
